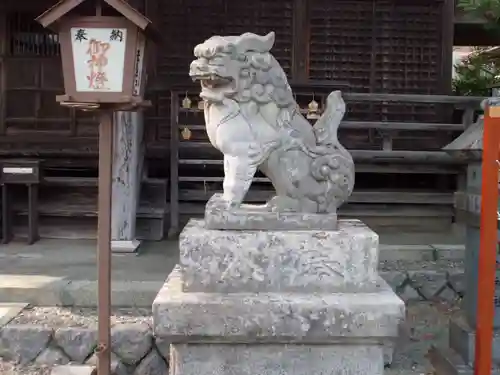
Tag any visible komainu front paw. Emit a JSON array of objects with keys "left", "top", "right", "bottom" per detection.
[{"left": 219, "top": 197, "right": 240, "bottom": 211}]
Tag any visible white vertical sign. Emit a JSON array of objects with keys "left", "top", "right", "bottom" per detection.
[{"left": 132, "top": 33, "right": 146, "bottom": 96}]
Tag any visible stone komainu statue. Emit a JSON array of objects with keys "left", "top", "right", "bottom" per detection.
[{"left": 189, "top": 31, "right": 355, "bottom": 214}]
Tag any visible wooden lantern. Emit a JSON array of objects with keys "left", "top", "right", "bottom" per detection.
[
  {"left": 35, "top": 2, "right": 160, "bottom": 374},
  {"left": 36, "top": 0, "right": 159, "bottom": 109}
]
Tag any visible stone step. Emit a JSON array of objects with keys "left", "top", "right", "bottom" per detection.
[
  {"left": 0, "top": 265, "right": 464, "bottom": 308},
  {"left": 379, "top": 244, "right": 464, "bottom": 262},
  {"left": 0, "top": 238, "right": 465, "bottom": 307}
]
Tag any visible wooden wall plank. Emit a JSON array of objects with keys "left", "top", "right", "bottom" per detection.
[
  {"left": 292, "top": 0, "right": 309, "bottom": 82},
  {"left": 0, "top": 11, "right": 7, "bottom": 135},
  {"left": 440, "top": 0, "right": 454, "bottom": 94}
]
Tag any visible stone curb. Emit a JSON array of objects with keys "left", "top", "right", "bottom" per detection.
[
  {"left": 0, "top": 321, "right": 436, "bottom": 374},
  {"left": 0, "top": 268, "right": 466, "bottom": 371},
  {"left": 0, "top": 323, "right": 169, "bottom": 375},
  {"left": 0, "top": 303, "right": 28, "bottom": 327},
  {"left": 0, "top": 269, "right": 465, "bottom": 307}
]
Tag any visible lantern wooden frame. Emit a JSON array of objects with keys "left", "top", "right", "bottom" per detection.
[
  {"left": 59, "top": 16, "right": 140, "bottom": 104},
  {"left": 35, "top": 0, "right": 158, "bottom": 109}
]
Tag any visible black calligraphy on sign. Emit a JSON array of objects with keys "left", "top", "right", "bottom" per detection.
[
  {"left": 74, "top": 29, "right": 88, "bottom": 42},
  {"left": 110, "top": 29, "right": 124, "bottom": 42},
  {"left": 133, "top": 48, "right": 142, "bottom": 95}
]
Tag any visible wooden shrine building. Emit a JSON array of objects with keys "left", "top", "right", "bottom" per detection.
[{"left": 0, "top": 0, "right": 488, "bottom": 241}]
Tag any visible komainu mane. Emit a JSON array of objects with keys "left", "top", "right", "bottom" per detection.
[{"left": 189, "top": 31, "right": 354, "bottom": 214}]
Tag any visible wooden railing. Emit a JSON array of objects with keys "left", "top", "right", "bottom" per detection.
[{"left": 168, "top": 85, "right": 485, "bottom": 236}]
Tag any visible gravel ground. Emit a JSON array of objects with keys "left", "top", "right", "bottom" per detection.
[
  {"left": 0, "top": 362, "right": 52, "bottom": 375},
  {"left": 391, "top": 299, "right": 462, "bottom": 372},
  {"left": 10, "top": 306, "right": 153, "bottom": 328},
  {"left": 0, "top": 299, "right": 462, "bottom": 374}
]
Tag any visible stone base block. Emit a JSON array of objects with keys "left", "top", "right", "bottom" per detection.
[
  {"left": 428, "top": 345, "right": 500, "bottom": 375},
  {"left": 153, "top": 267, "right": 404, "bottom": 342},
  {"left": 180, "top": 219, "right": 379, "bottom": 293},
  {"left": 448, "top": 315, "right": 500, "bottom": 366},
  {"left": 205, "top": 193, "right": 338, "bottom": 231},
  {"left": 171, "top": 343, "right": 383, "bottom": 375},
  {"left": 51, "top": 365, "right": 96, "bottom": 375},
  {"left": 428, "top": 345, "right": 473, "bottom": 375},
  {"left": 111, "top": 240, "right": 141, "bottom": 254}
]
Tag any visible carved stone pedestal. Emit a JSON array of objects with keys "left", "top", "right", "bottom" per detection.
[{"left": 153, "top": 218, "right": 405, "bottom": 375}]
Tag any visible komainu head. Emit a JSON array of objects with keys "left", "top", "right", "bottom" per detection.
[{"left": 189, "top": 31, "right": 294, "bottom": 108}]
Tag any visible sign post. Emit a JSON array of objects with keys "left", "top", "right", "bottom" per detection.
[
  {"left": 474, "top": 98, "right": 500, "bottom": 375},
  {"left": 96, "top": 110, "right": 113, "bottom": 374},
  {"left": 35, "top": 1, "right": 159, "bottom": 373}
]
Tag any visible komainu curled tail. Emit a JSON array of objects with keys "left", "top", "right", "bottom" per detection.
[{"left": 309, "top": 91, "right": 355, "bottom": 212}]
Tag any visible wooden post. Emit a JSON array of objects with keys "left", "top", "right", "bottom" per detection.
[
  {"left": 27, "top": 184, "right": 39, "bottom": 245},
  {"left": 111, "top": 111, "right": 144, "bottom": 253},
  {"left": 0, "top": 9, "right": 7, "bottom": 136},
  {"left": 1, "top": 184, "right": 9, "bottom": 244},
  {"left": 474, "top": 100, "right": 500, "bottom": 375},
  {"left": 169, "top": 92, "right": 179, "bottom": 238},
  {"left": 97, "top": 110, "right": 113, "bottom": 375},
  {"left": 292, "top": 0, "right": 309, "bottom": 82}
]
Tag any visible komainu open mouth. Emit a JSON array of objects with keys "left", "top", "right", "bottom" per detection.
[{"left": 192, "top": 74, "right": 232, "bottom": 88}]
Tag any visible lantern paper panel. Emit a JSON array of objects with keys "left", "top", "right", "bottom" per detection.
[{"left": 70, "top": 27, "right": 128, "bottom": 92}]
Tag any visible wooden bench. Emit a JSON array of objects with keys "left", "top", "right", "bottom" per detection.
[
  {"left": 7, "top": 171, "right": 168, "bottom": 241},
  {"left": 0, "top": 159, "right": 41, "bottom": 244}
]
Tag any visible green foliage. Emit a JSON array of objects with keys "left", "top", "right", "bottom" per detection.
[
  {"left": 458, "top": 0, "right": 500, "bottom": 30},
  {"left": 456, "top": 1, "right": 500, "bottom": 95},
  {"left": 453, "top": 47, "right": 500, "bottom": 96}
]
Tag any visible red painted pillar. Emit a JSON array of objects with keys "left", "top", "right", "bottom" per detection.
[{"left": 474, "top": 102, "right": 500, "bottom": 375}]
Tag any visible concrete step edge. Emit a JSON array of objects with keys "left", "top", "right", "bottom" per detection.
[{"left": 0, "top": 268, "right": 465, "bottom": 308}]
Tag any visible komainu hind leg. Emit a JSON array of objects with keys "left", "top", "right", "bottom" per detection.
[
  {"left": 222, "top": 154, "right": 258, "bottom": 206},
  {"left": 265, "top": 195, "right": 318, "bottom": 213},
  {"left": 260, "top": 150, "right": 319, "bottom": 213},
  {"left": 265, "top": 195, "right": 299, "bottom": 212}
]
